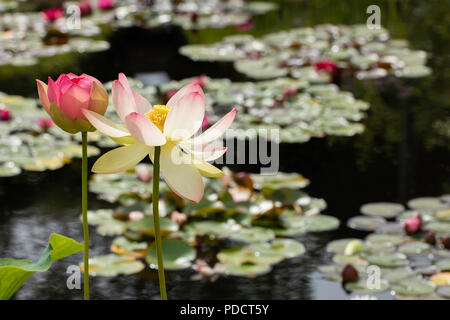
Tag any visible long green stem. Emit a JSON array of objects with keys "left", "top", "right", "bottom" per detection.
[
  {"left": 152, "top": 146, "right": 167, "bottom": 300},
  {"left": 81, "top": 132, "right": 90, "bottom": 300}
]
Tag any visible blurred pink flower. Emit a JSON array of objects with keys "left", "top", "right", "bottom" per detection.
[
  {"left": 313, "top": 59, "right": 339, "bottom": 77},
  {"left": 38, "top": 117, "right": 53, "bottom": 131},
  {"left": 282, "top": 86, "right": 298, "bottom": 99},
  {"left": 192, "top": 75, "right": 207, "bottom": 88},
  {"left": 42, "top": 8, "right": 64, "bottom": 23},
  {"left": 79, "top": 1, "right": 93, "bottom": 16},
  {"left": 235, "top": 18, "right": 254, "bottom": 31},
  {"left": 36, "top": 73, "right": 108, "bottom": 134},
  {"left": 129, "top": 211, "right": 145, "bottom": 221},
  {"left": 135, "top": 164, "right": 152, "bottom": 182},
  {"left": 97, "top": 0, "right": 114, "bottom": 10},
  {"left": 403, "top": 211, "right": 422, "bottom": 234},
  {"left": 0, "top": 108, "right": 11, "bottom": 121}
]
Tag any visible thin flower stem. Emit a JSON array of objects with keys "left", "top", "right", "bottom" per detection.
[
  {"left": 152, "top": 146, "right": 167, "bottom": 300},
  {"left": 81, "top": 132, "right": 90, "bottom": 300}
]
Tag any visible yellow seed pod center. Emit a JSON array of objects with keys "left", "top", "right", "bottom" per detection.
[{"left": 145, "top": 105, "right": 170, "bottom": 132}]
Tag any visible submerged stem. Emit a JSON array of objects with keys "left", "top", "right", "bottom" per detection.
[
  {"left": 81, "top": 132, "right": 90, "bottom": 300},
  {"left": 152, "top": 146, "right": 167, "bottom": 300}
]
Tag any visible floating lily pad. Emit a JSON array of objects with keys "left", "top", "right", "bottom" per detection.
[
  {"left": 224, "top": 263, "right": 271, "bottom": 277},
  {"left": 391, "top": 279, "right": 435, "bottom": 296},
  {"left": 251, "top": 173, "right": 309, "bottom": 190},
  {"left": 408, "top": 197, "right": 448, "bottom": 211},
  {"left": 398, "top": 242, "right": 431, "bottom": 256},
  {"left": 347, "top": 216, "right": 386, "bottom": 231},
  {"left": 228, "top": 227, "right": 275, "bottom": 243},
  {"left": 185, "top": 221, "right": 241, "bottom": 238},
  {"left": 0, "top": 162, "right": 21, "bottom": 177},
  {"left": 289, "top": 214, "right": 340, "bottom": 232},
  {"left": 424, "top": 222, "right": 450, "bottom": 235},
  {"left": 345, "top": 278, "right": 390, "bottom": 294},
  {"left": 111, "top": 237, "right": 148, "bottom": 257},
  {"left": 381, "top": 267, "right": 416, "bottom": 283},
  {"left": 83, "top": 254, "right": 145, "bottom": 277},
  {"left": 128, "top": 216, "right": 178, "bottom": 236},
  {"left": 365, "top": 233, "right": 406, "bottom": 246},
  {"left": 146, "top": 239, "right": 196, "bottom": 270},
  {"left": 360, "top": 202, "right": 405, "bottom": 218},
  {"left": 250, "top": 239, "right": 305, "bottom": 259},
  {"left": 217, "top": 246, "right": 283, "bottom": 265},
  {"left": 435, "top": 285, "right": 450, "bottom": 299},
  {"left": 365, "top": 253, "right": 409, "bottom": 268},
  {"left": 435, "top": 259, "right": 450, "bottom": 272},
  {"left": 326, "top": 238, "right": 362, "bottom": 254}
]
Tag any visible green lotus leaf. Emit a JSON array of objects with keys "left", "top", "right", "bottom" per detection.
[
  {"left": 407, "top": 197, "right": 448, "bottom": 211},
  {"left": 365, "top": 233, "right": 407, "bottom": 247},
  {"left": 380, "top": 267, "right": 416, "bottom": 283},
  {"left": 365, "top": 253, "right": 409, "bottom": 268},
  {"left": 84, "top": 254, "right": 144, "bottom": 277},
  {"left": 250, "top": 239, "right": 305, "bottom": 259},
  {"left": 224, "top": 263, "right": 271, "bottom": 277},
  {"left": 0, "top": 162, "right": 21, "bottom": 177},
  {"left": 345, "top": 278, "right": 390, "bottom": 294},
  {"left": 424, "top": 222, "right": 450, "bottom": 235},
  {"left": 326, "top": 238, "right": 361, "bottom": 254},
  {"left": 332, "top": 254, "right": 368, "bottom": 268},
  {"left": 347, "top": 216, "right": 386, "bottom": 231},
  {"left": 435, "top": 259, "right": 450, "bottom": 272},
  {"left": 0, "top": 234, "right": 83, "bottom": 300},
  {"left": 391, "top": 279, "right": 436, "bottom": 296},
  {"left": 436, "top": 285, "right": 450, "bottom": 299},
  {"left": 251, "top": 173, "right": 309, "bottom": 190},
  {"left": 97, "top": 220, "right": 128, "bottom": 236},
  {"left": 111, "top": 237, "right": 148, "bottom": 255},
  {"left": 146, "top": 239, "right": 196, "bottom": 270},
  {"left": 286, "top": 214, "right": 340, "bottom": 232},
  {"left": 398, "top": 242, "right": 431, "bottom": 256},
  {"left": 128, "top": 216, "right": 178, "bottom": 236},
  {"left": 217, "top": 246, "right": 283, "bottom": 265},
  {"left": 360, "top": 202, "right": 405, "bottom": 218},
  {"left": 228, "top": 227, "right": 275, "bottom": 243},
  {"left": 184, "top": 221, "right": 241, "bottom": 238}
]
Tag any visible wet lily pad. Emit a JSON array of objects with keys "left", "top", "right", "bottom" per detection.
[
  {"left": 345, "top": 278, "right": 390, "bottom": 294},
  {"left": 381, "top": 267, "right": 416, "bottom": 283},
  {"left": 391, "top": 279, "right": 435, "bottom": 296},
  {"left": 365, "top": 253, "right": 409, "bottom": 268},
  {"left": 128, "top": 216, "right": 178, "bottom": 236},
  {"left": 435, "top": 259, "right": 450, "bottom": 272},
  {"left": 0, "top": 162, "right": 21, "bottom": 177},
  {"left": 83, "top": 254, "right": 145, "bottom": 277},
  {"left": 347, "top": 216, "right": 386, "bottom": 231},
  {"left": 184, "top": 221, "right": 241, "bottom": 238},
  {"left": 408, "top": 197, "right": 448, "bottom": 211},
  {"left": 360, "top": 202, "right": 404, "bottom": 218},
  {"left": 224, "top": 263, "right": 271, "bottom": 277},
  {"left": 289, "top": 214, "right": 340, "bottom": 232},
  {"left": 365, "top": 233, "right": 407, "bottom": 247},
  {"left": 218, "top": 246, "right": 283, "bottom": 265},
  {"left": 398, "top": 242, "right": 431, "bottom": 256},
  {"left": 250, "top": 239, "right": 305, "bottom": 259},
  {"left": 146, "top": 239, "right": 196, "bottom": 270},
  {"left": 228, "top": 227, "right": 275, "bottom": 243},
  {"left": 111, "top": 237, "right": 148, "bottom": 257},
  {"left": 326, "top": 238, "right": 362, "bottom": 254},
  {"left": 424, "top": 222, "right": 450, "bottom": 235},
  {"left": 435, "top": 285, "right": 450, "bottom": 299}
]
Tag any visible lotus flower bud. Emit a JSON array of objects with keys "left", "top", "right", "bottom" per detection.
[
  {"left": 313, "top": 59, "right": 339, "bottom": 78},
  {"left": 97, "top": 0, "right": 114, "bottom": 10},
  {"left": 342, "top": 264, "right": 359, "bottom": 283},
  {"left": 344, "top": 240, "right": 363, "bottom": 256},
  {"left": 424, "top": 231, "right": 436, "bottom": 245},
  {"left": 38, "top": 117, "right": 53, "bottom": 132},
  {"left": 79, "top": 1, "right": 93, "bottom": 16},
  {"left": 403, "top": 211, "right": 422, "bottom": 234},
  {"left": 0, "top": 108, "right": 11, "bottom": 121},
  {"left": 42, "top": 8, "right": 64, "bottom": 23},
  {"left": 442, "top": 234, "right": 450, "bottom": 250},
  {"left": 36, "top": 73, "right": 108, "bottom": 134}
]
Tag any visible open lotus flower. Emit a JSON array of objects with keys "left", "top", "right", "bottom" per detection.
[
  {"left": 83, "top": 73, "right": 236, "bottom": 203},
  {"left": 36, "top": 73, "right": 109, "bottom": 134}
]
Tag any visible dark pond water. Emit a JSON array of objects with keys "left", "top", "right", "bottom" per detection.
[{"left": 0, "top": 0, "right": 449, "bottom": 299}]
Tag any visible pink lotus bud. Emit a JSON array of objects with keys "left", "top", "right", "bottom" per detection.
[
  {"left": 97, "top": 0, "right": 114, "bottom": 10},
  {"left": 36, "top": 73, "right": 108, "bottom": 134},
  {"left": 42, "top": 8, "right": 64, "bottom": 23},
  {"left": 403, "top": 212, "right": 422, "bottom": 234},
  {"left": 235, "top": 19, "right": 254, "bottom": 31},
  {"left": 313, "top": 59, "right": 339, "bottom": 77},
  {"left": 0, "top": 108, "right": 11, "bottom": 121},
  {"left": 135, "top": 164, "right": 152, "bottom": 182},
  {"left": 342, "top": 264, "right": 359, "bottom": 283},
  {"left": 192, "top": 75, "right": 207, "bottom": 88},
  {"left": 38, "top": 117, "right": 53, "bottom": 132},
  {"left": 129, "top": 211, "right": 145, "bottom": 221},
  {"left": 79, "top": 1, "right": 93, "bottom": 16},
  {"left": 282, "top": 86, "right": 298, "bottom": 99}
]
